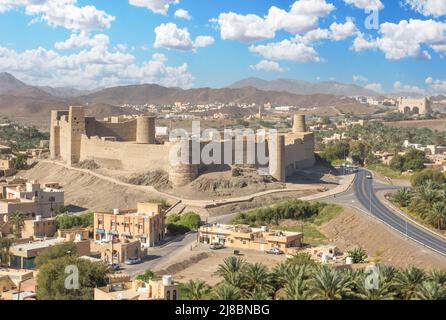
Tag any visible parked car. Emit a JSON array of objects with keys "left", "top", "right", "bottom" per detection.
[
  {"left": 210, "top": 242, "right": 224, "bottom": 250},
  {"left": 265, "top": 248, "right": 284, "bottom": 255},
  {"left": 366, "top": 174, "right": 373, "bottom": 179},
  {"left": 124, "top": 257, "right": 142, "bottom": 265}
]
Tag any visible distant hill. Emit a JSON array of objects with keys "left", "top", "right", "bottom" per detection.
[
  {"left": 0, "top": 72, "right": 34, "bottom": 94},
  {"left": 36, "top": 86, "right": 91, "bottom": 98},
  {"left": 228, "top": 77, "right": 379, "bottom": 96},
  {"left": 0, "top": 73, "right": 376, "bottom": 127},
  {"left": 0, "top": 73, "right": 135, "bottom": 128},
  {"left": 80, "top": 84, "right": 363, "bottom": 107}
]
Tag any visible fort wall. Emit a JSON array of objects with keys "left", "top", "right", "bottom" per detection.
[{"left": 80, "top": 136, "right": 171, "bottom": 171}]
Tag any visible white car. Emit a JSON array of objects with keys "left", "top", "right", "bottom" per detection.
[
  {"left": 124, "top": 257, "right": 142, "bottom": 265},
  {"left": 265, "top": 248, "right": 284, "bottom": 255},
  {"left": 366, "top": 174, "right": 373, "bottom": 179}
]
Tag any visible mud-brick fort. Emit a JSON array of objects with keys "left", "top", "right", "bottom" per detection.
[{"left": 50, "top": 106, "right": 315, "bottom": 186}]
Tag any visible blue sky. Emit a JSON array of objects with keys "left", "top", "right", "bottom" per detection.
[{"left": 0, "top": 0, "right": 445, "bottom": 94}]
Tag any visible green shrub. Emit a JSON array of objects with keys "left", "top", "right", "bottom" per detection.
[{"left": 347, "top": 247, "right": 368, "bottom": 264}]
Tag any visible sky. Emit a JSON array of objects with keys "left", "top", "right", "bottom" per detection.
[{"left": 0, "top": 0, "right": 445, "bottom": 95}]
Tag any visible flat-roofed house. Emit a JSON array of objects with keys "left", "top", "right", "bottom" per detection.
[{"left": 199, "top": 224, "right": 303, "bottom": 254}]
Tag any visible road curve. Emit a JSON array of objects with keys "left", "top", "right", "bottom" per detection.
[{"left": 355, "top": 169, "right": 446, "bottom": 256}]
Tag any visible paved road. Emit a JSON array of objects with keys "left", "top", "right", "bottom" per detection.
[{"left": 326, "top": 169, "right": 446, "bottom": 257}]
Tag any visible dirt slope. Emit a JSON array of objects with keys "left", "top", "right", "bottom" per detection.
[
  {"left": 321, "top": 207, "right": 446, "bottom": 270},
  {"left": 19, "top": 162, "right": 155, "bottom": 211}
]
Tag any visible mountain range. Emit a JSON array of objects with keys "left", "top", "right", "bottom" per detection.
[
  {"left": 228, "top": 77, "right": 379, "bottom": 96},
  {"left": 0, "top": 72, "right": 381, "bottom": 128}
]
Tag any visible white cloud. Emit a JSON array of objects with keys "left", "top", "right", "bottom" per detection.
[
  {"left": 54, "top": 31, "right": 109, "bottom": 50},
  {"left": 128, "top": 0, "right": 179, "bottom": 15},
  {"left": 285, "top": 18, "right": 358, "bottom": 47},
  {"left": 353, "top": 75, "right": 368, "bottom": 82},
  {"left": 217, "top": 12, "right": 276, "bottom": 43},
  {"left": 393, "top": 81, "right": 426, "bottom": 95},
  {"left": 174, "top": 8, "right": 191, "bottom": 20},
  {"left": 193, "top": 36, "right": 215, "bottom": 48},
  {"left": 154, "top": 23, "right": 214, "bottom": 51},
  {"left": 0, "top": 40, "right": 194, "bottom": 89},
  {"left": 0, "top": 0, "right": 115, "bottom": 30},
  {"left": 352, "top": 19, "right": 446, "bottom": 60},
  {"left": 216, "top": 0, "right": 334, "bottom": 44},
  {"left": 365, "top": 83, "right": 383, "bottom": 93},
  {"left": 405, "top": 0, "right": 446, "bottom": 17},
  {"left": 249, "top": 39, "right": 321, "bottom": 63},
  {"left": 329, "top": 18, "right": 359, "bottom": 41},
  {"left": 426, "top": 77, "right": 446, "bottom": 94},
  {"left": 343, "top": 0, "right": 384, "bottom": 10},
  {"left": 250, "top": 60, "right": 286, "bottom": 72}
]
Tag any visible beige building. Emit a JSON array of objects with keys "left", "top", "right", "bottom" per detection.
[
  {"left": 21, "top": 216, "right": 57, "bottom": 239},
  {"left": 94, "top": 202, "right": 165, "bottom": 247},
  {"left": 398, "top": 97, "right": 432, "bottom": 115},
  {"left": 91, "top": 239, "right": 143, "bottom": 264},
  {"left": 94, "top": 275, "right": 179, "bottom": 300},
  {"left": 50, "top": 106, "right": 315, "bottom": 185},
  {"left": 0, "top": 180, "right": 64, "bottom": 218},
  {"left": 0, "top": 159, "right": 15, "bottom": 177},
  {"left": 199, "top": 224, "right": 303, "bottom": 254},
  {"left": 9, "top": 237, "right": 90, "bottom": 270}
]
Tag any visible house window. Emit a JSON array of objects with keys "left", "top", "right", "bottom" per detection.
[{"left": 166, "top": 290, "right": 171, "bottom": 300}]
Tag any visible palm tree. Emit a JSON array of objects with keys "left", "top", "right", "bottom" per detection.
[
  {"left": 214, "top": 256, "right": 246, "bottom": 281},
  {"left": 309, "top": 265, "right": 352, "bottom": 300},
  {"left": 246, "top": 289, "right": 272, "bottom": 300},
  {"left": 428, "top": 202, "right": 446, "bottom": 230},
  {"left": 212, "top": 283, "right": 241, "bottom": 300},
  {"left": 284, "top": 273, "right": 310, "bottom": 300},
  {"left": 182, "top": 280, "right": 211, "bottom": 300},
  {"left": 392, "top": 188, "right": 412, "bottom": 207},
  {"left": 9, "top": 211, "right": 25, "bottom": 238},
  {"left": 353, "top": 272, "right": 396, "bottom": 300},
  {"left": 426, "top": 269, "right": 446, "bottom": 286},
  {"left": 0, "top": 237, "right": 13, "bottom": 266},
  {"left": 394, "top": 265, "right": 426, "bottom": 300},
  {"left": 415, "top": 281, "right": 446, "bottom": 300},
  {"left": 243, "top": 263, "right": 274, "bottom": 296},
  {"left": 410, "top": 184, "right": 441, "bottom": 219}
]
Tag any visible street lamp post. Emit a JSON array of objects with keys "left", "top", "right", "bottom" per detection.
[{"left": 369, "top": 177, "right": 372, "bottom": 215}]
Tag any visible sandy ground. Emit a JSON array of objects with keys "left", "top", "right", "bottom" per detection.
[
  {"left": 19, "top": 162, "right": 157, "bottom": 211},
  {"left": 321, "top": 207, "right": 446, "bottom": 270},
  {"left": 386, "top": 119, "right": 446, "bottom": 132}
]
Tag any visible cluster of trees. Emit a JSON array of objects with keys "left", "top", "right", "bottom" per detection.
[
  {"left": 180, "top": 255, "right": 446, "bottom": 300},
  {"left": 166, "top": 212, "right": 202, "bottom": 235},
  {"left": 35, "top": 242, "right": 109, "bottom": 300},
  {"left": 316, "top": 122, "right": 446, "bottom": 164},
  {"left": 321, "top": 140, "right": 374, "bottom": 166},
  {"left": 389, "top": 148, "right": 426, "bottom": 172},
  {"left": 231, "top": 200, "right": 327, "bottom": 226},
  {"left": 0, "top": 125, "right": 49, "bottom": 151},
  {"left": 55, "top": 212, "right": 94, "bottom": 230},
  {"left": 392, "top": 169, "right": 446, "bottom": 230}
]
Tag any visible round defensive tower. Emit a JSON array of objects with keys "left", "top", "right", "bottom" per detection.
[
  {"left": 269, "top": 134, "right": 285, "bottom": 183},
  {"left": 136, "top": 116, "right": 156, "bottom": 144},
  {"left": 293, "top": 114, "right": 306, "bottom": 133},
  {"left": 169, "top": 139, "right": 199, "bottom": 187}
]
